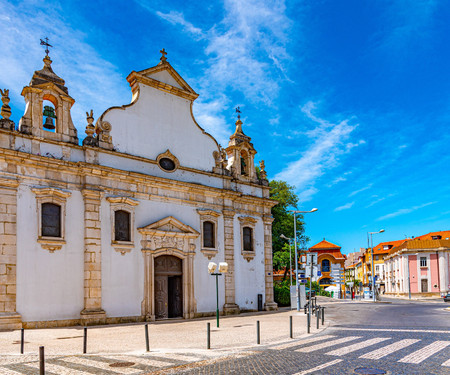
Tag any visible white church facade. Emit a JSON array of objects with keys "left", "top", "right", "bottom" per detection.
[{"left": 0, "top": 49, "right": 277, "bottom": 330}]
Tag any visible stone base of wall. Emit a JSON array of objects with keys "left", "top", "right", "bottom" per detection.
[
  {"left": 223, "top": 303, "right": 240, "bottom": 315},
  {"left": 264, "top": 302, "right": 278, "bottom": 311},
  {"left": 80, "top": 309, "right": 107, "bottom": 326},
  {"left": 23, "top": 315, "right": 145, "bottom": 329},
  {"left": 0, "top": 312, "right": 22, "bottom": 331},
  {"left": 384, "top": 292, "right": 442, "bottom": 298}
]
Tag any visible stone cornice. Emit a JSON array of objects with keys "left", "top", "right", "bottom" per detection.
[
  {"left": 32, "top": 186, "right": 71, "bottom": 198},
  {"left": 0, "top": 177, "right": 19, "bottom": 189},
  {"left": 106, "top": 196, "right": 139, "bottom": 206},
  {"left": 127, "top": 71, "right": 199, "bottom": 101}
]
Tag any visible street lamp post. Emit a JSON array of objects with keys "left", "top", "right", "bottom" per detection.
[
  {"left": 289, "top": 208, "right": 318, "bottom": 311},
  {"left": 368, "top": 229, "right": 385, "bottom": 302},
  {"left": 280, "top": 234, "right": 293, "bottom": 286},
  {"left": 208, "top": 262, "right": 228, "bottom": 327}
]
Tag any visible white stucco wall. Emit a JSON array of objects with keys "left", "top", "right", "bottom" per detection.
[
  {"left": 16, "top": 186, "right": 84, "bottom": 321},
  {"left": 100, "top": 198, "right": 229, "bottom": 317},
  {"left": 233, "top": 216, "right": 265, "bottom": 310},
  {"left": 103, "top": 84, "right": 218, "bottom": 172}
]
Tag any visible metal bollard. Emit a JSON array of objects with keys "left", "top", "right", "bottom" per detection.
[
  {"left": 322, "top": 307, "right": 325, "bottom": 325},
  {"left": 83, "top": 327, "right": 87, "bottom": 354},
  {"left": 39, "top": 346, "right": 45, "bottom": 375},
  {"left": 307, "top": 312, "right": 310, "bottom": 333},
  {"left": 20, "top": 328, "right": 24, "bottom": 354},
  {"left": 316, "top": 309, "right": 319, "bottom": 329},
  {"left": 257, "top": 320, "right": 260, "bottom": 344},
  {"left": 289, "top": 316, "right": 293, "bottom": 339},
  {"left": 207, "top": 322, "right": 210, "bottom": 349},
  {"left": 145, "top": 323, "right": 150, "bottom": 352}
]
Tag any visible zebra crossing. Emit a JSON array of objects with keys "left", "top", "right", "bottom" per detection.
[
  {"left": 292, "top": 333, "right": 450, "bottom": 370},
  {"left": 0, "top": 351, "right": 219, "bottom": 375}
]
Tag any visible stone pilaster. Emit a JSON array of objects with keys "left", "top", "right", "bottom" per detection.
[
  {"left": 80, "top": 188, "right": 106, "bottom": 325},
  {"left": 438, "top": 251, "right": 449, "bottom": 293},
  {"left": 0, "top": 177, "right": 22, "bottom": 330},
  {"left": 263, "top": 215, "right": 277, "bottom": 310},
  {"left": 222, "top": 209, "right": 239, "bottom": 314}
]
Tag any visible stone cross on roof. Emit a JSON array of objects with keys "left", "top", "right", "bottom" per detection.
[
  {"left": 160, "top": 48, "right": 167, "bottom": 63},
  {"left": 236, "top": 106, "right": 241, "bottom": 120},
  {"left": 40, "top": 37, "right": 53, "bottom": 57}
]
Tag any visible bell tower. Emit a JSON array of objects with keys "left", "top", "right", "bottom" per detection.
[
  {"left": 18, "top": 39, "right": 78, "bottom": 144},
  {"left": 225, "top": 107, "right": 257, "bottom": 182}
]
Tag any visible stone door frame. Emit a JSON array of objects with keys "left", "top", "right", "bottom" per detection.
[{"left": 138, "top": 216, "right": 199, "bottom": 321}]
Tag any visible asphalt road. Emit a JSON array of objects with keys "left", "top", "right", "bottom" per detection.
[{"left": 174, "top": 299, "right": 450, "bottom": 375}]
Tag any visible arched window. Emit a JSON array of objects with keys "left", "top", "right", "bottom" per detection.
[
  {"left": 114, "top": 210, "right": 130, "bottom": 242},
  {"left": 41, "top": 202, "right": 61, "bottom": 237},
  {"left": 319, "top": 278, "right": 332, "bottom": 285},
  {"left": 240, "top": 151, "right": 248, "bottom": 175},
  {"left": 243, "top": 226, "right": 253, "bottom": 251},
  {"left": 42, "top": 100, "right": 56, "bottom": 132},
  {"left": 203, "top": 221, "right": 215, "bottom": 248},
  {"left": 321, "top": 259, "right": 331, "bottom": 273}
]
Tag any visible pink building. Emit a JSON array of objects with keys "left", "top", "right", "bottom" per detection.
[{"left": 384, "top": 238, "right": 450, "bottom": 296}]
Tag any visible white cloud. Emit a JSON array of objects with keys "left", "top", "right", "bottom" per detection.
[
  {"left": 377, "top": 202, "right": 436, "bottom": 221},
  {"left": 0, "top": 1, "right": 129, "bottom": 140},
  {"left": 149, "top": 0, "right": 293, "bottom": 144},
  {"left": 349, "top": 183, "right": 373, "bottom": 197},
  {"left": 334, "top": 202, "right": 355, "bottom": 212},
  {"left": 275, "top": 102, "right": 365, "bottom": 201},
  {"left": 155, "top": 10, "right": 203, "bottom": 37}
]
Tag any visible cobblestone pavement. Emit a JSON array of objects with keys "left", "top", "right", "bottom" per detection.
[
  {"left": 167, "top": 326, "right": 450, "bottom": 375},
  {"left": 0, "top": 350, "right": 230, "bottom": 374}
]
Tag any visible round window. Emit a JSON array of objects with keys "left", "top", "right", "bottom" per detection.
[{"left": 159, "top": 157, "right": 176, "bottom": 171}]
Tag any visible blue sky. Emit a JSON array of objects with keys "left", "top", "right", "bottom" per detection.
[{"left": 1, "top": 0, "right": 449, "bottom": 254}]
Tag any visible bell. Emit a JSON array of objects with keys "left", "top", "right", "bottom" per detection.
[{"left": 43, "top": 116, "right": 55, "bottom": 130}]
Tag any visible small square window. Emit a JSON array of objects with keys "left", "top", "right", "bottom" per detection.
[{"left": 420, "top": 257, "right": 427, "bottom": 267}]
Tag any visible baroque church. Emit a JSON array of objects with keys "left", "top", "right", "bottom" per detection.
[{"left": 0, "top": 47, "right": 277, "bottom": 329}]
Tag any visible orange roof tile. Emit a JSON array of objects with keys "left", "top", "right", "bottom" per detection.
[
  {"left": 309, "top": 239, "right": 341, "bottom": 250},
  {"left": 372, "top": 239, "right": 408, "bottom": 255},
  {"left": 415, "top": 230, "right": 450, "bottom": 241}
]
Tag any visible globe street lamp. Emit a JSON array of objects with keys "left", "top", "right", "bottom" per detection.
[
  {"left": 367, "top": 229, "right": 385, "bottom": 302},
  {"left": 280, "top": 234, "right": 293, "bottom": 286},
  {"left": 208, "top": 262, "right": 228, "bottom": 327},
  {"left": 289, "top": 208, "right": 318, "bottom": 311}
]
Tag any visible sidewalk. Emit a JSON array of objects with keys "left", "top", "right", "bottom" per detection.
[{"left": 0, "top": 309, "right": 329, "bottom": 374}]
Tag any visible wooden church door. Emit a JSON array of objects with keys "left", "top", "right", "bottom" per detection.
[{"left": 154, "top": 255, "right": 183, "bottom": 319}]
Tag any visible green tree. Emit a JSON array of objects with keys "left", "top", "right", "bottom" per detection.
[{"left": 269, "top": 180, "right": 307, "bottom": 253}]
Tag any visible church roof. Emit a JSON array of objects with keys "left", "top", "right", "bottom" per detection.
[
  {"left": 29, "top": 56, "right": 69, "bottom": 95},
  {"left": 127, "top": 51, "right": 198, "bottom": 101},
  {"left": 309, "top": 239, "right": 341, "bottom": 250}
]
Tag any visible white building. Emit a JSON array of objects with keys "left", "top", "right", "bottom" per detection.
[{"left": 0, "top": 50, "right": 277, "bottom": 330}]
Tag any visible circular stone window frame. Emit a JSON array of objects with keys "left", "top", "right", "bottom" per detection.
[{"left": 156, "top": 149, "right": 180, "bottom": 173}]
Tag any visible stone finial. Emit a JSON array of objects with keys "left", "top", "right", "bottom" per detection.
[
  {"left": 0, "top": 89, "right": 11, "bottom": 120},
  {"left": 0, "top": 89, "right": 14, "bottom": 131},
  {"left": 82, "top": 109, "right": 98, "bottom": 146},
  {"left": 160, "top": 48, "right": 167, "bottom": 63},
  {"left": 220, "top": 148, "right": 228, "bottom": 169},
  {"left": 260, "top": 160, "right": 267, "bottom": 180}
]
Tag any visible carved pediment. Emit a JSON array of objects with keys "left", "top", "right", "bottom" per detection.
[{"left": 138, "top": 216, "right": 199, "bottom": 238}]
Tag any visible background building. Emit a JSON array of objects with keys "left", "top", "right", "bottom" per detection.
[{"left": 309, "top": 239, "right": 346, "bottom": 298}]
